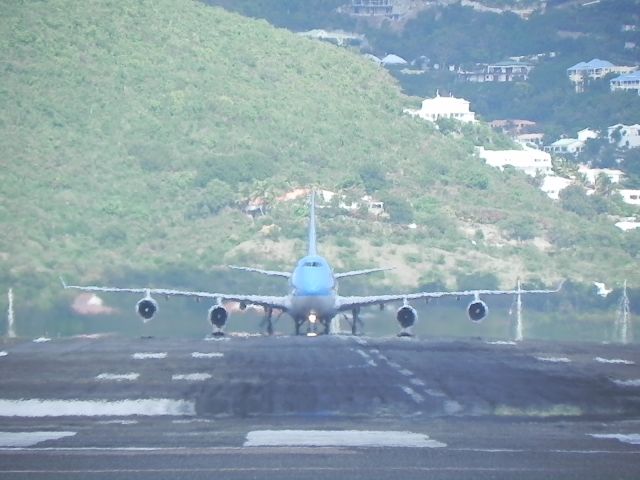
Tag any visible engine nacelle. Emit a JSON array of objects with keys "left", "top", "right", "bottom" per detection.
[
  {"left": 467, "top": 299, "right": 488, "bottom": 322},
  {"left": 208, "top": 304, "right": 228, "bottom": 329},
  {"left": 396, "top": 305, "right": 418, "bottom": 329},
  {"left": 136, "top": 297, "right": 158, "bottom": 322}
]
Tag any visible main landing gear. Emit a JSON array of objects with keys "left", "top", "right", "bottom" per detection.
[{"left": 349, "top": 307, "right": 362, "bottom": 336}]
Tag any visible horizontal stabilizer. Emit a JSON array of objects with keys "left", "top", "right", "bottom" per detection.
[
  {"left": 334, "top": 267, "right": 393, "bottom": 279},
  {"left": 227, "top": 265, "right": 291, "bottom": 278}
]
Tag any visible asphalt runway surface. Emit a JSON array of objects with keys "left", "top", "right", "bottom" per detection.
[{"left": 0, "top": 333, "right": 639, "bottom": 479}]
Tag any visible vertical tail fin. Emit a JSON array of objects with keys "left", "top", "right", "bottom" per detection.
[{"left": 308, "top": 190, "right": 318, "bottom": 256}]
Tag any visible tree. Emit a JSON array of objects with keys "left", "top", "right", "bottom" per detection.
[{"left": 594, "top": 173, "right": 615, "bottom": 198}]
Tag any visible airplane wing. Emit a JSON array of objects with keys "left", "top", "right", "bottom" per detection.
[
  {"left": 336, "top": 282, "right": 564, "bottom": 311},
  {"left": 334, "top": 267, "right": 393, "bottom": 279},
  {"left": 60, "top": 278, "right": 290, "bottom": 311},
  {"left": 227, "top": 266, "right": 291, "bottom": 279}
]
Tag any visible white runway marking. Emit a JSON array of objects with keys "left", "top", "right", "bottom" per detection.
[
  {"left": 0, "top": 351, "right": 7, "bottom": 357},
  {"left": 0, "top": 431, "right": 76, "bottom": 447},
  {"left": 410, "top": 378, "right": 426, "bottom": 387},
  {"left": 354, "top": 349, "right": 377, "bottom": 367},
  {"left": 486, "top": 341, "right": 516, "bottom": 345},
  {"left": 399, "top": 369, "right": 414, "bottom": 376},
  {"left": 0, "top": 399, "right": 195, "bottom": 417},
  {"left": 95, "top": 373, "right": 140, "bottom": 381},
  {"left": 425, "top": 389, "right": 447, "bottom": 398},
  {"left": 32, "top": 337, "right": 51, "bottom": 343},
  {"left": 132, "top": 352, "right": 167, "bottom": 359},
  {"left": 401, "top": 386, "right": 424, "bottom": 404},
  {"left": 353, "top": 337, "right": 368, "bottom": 346},
  {"left": 244, "top": 430, "right": 446, "bottom": 448},
  {"left": 204, "top": 336, "right": 230, "bottom": 342},
  {"left": 536, "top": 356, "right": 571, "bottom": 363},
  {"left": 594, "top": 357, "right": 635, "bottom": 365},
  {"left": 96, "top": 420, "right": 139, "bottom": 425},
  {"left": 172, "top": 373, "right": 212, "bottom": 381},
  {"left": 590, "top": 433, "right": 640, "bottom": 445},
  {"left": 387, "top": 361, "right": 402, "bottom": 369},
  {"left": 172, "top": 419, "right": 215, "bottom": 424},
  {"left": 612, "top": 379, "right": 640, "bottom": 387},
  {"left": 191, "top": 352, "right": 224, "bottom": 358}
]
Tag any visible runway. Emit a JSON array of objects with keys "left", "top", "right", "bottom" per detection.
[{"left": 0, "top": 334, "right": 639, "bottom": 479}]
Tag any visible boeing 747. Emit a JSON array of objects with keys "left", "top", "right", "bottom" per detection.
[{"left": 62, "top": 191, "right": 562, "bottom": 336}]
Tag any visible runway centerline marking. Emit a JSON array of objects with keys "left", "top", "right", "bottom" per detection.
[
  {"left": 401, "top": 386, "right": 425, "bottom": 404},
  {"left": 353, "top": 349, "right": 378, "bottom": 367},
  {"left": 244, "top": 430, "right": 445, "bottom": 448}
]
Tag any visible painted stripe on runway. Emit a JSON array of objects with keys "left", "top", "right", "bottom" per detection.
[
  {"left": 132, "top": 352, "right": 167, "bottom": 359},
  {"left": 0, "top": 351, "right": 7, "bottom": 357},
  {"left": 191, "top": 352, "right": 224, "bottom": 358},
  {"left": 612, "top": 379, "right": 640, "bottom": 387},
  {"left": 400, "top": 386, "right": 424, "bottom": 404},
  {"left": 171, "top": 373, "right": 212, "bottom": 381},
  {"left": 0, "top": 432, "right": 76, "bottom": 447},
  {"left": 594, "top": 357, "right": 635, "bottom": 365},
  {"left": 95, "top": 373, "right": 140, "bottom": 381},
  {"left": 354, "top": 349, "right": 378, "bottom": 367},
  {"left": 590, "top": 433, "right": 640, "bottom": 445},
  {"left": 244, "top": 430, "right": 445, "bottom": 448},
  {"left": 536, "top": 356, "right": 571, "bottom": 363},
  {"left": 0, "top": 399, "right": 195, "bottom": 417}
]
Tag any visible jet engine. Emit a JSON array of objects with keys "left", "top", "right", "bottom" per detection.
[
  {"left": 396, "top": 305, "right": 418, "bottom": 329},
  {"left": 136, "top": 297, "right": 158, "bottom": 322},
  {"left": 467, "top": 299, "right": 488, "bottom": 322},
  {"left": 208, "top": 304, "right": 228, "bottom": 329}
]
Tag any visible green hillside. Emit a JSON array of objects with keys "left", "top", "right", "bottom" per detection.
[{"left": 0, "top": 0, "right": 637, "bottom": 335}]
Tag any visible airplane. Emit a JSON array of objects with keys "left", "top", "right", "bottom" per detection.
[{"left": 62, "top": 191, "right": 563, "bottom": 337}]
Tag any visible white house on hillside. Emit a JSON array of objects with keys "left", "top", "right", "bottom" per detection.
[
  {"left": 404, "top": 93, "right": 476, "bottom": 123},
  {"left": 608, "top": 124, "right": 640, "bottom": 149},
  {"left": 541, "top": 175, "right": 573, "bottom": 200},
  {"left": 578, "top": 165, "right": 625, "bottom": 185},
  {"left": 567, "top": 59, "right": 637, "bottom": 92},
  {"left": 619, "top": 189, "right": 640, "bottom": 206},
  {"left": 610, "top": 71, "right": 640, "bottom": 94},
  {"left": 545, "top": 138, "right": 585, "bottom": 155},
  {"left": 476, "top": 146, "right": 552, "bottom": 177},
  {"left": 545, "top": 128, "right": 598, "bottom": 155},
  {"left": 381, "top": 54, "right": 408, "bottom": 66}
]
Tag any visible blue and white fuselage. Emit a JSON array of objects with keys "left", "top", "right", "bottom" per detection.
[{"left": 288, "top": 255, "right": 338, "bottom": 328}]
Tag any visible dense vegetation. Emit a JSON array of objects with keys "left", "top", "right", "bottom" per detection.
[{"left": 0, "top": 0, "right": 637, "bottom": 337}]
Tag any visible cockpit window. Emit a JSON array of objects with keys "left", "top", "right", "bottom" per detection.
[{"left": 304, "top": 261, "right": 322, "bottom": 267}]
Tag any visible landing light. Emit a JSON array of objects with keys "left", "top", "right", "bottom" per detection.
[
  {"left": 306, "top": 332, "right": 318, "bottom": 337},
  {"left": 308, "top": 313, "right": 317, "bottom": 324}
]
